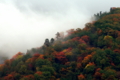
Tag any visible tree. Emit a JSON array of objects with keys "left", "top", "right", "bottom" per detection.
[
  {"left": 78, "top": 39, "right": 86, "bottom": 44},
  {"left": 84, "top": 65, "right": 95, "bottom": 74},
  {"left": 44, "top": 38, "right": 50, "bottom": 47},
  {"left": 19, "top": 65, "right": 28, "bottom": 74},
  {"left": 40, "top": 65, "right": 55, "bottom": 75},
  {"left": 94, "top": 71, "right": 101, "bottom": 79},
  {"left": 20, "top": 75, "right": 34, "bottom": 80},
  {"left": 34, "top": 71, "right": 43, "bottom": 80},
  {"left": 12, "top": 52, "right": 23, "bottom": 60},
  {"left": 35, "top": 59, "right": 51, "bottom": 68},
  {"left": 4, "top": 74, "right": 14, "bottom": 80},
  {"left": 82, "top": 54, "right": 92, "bottom": 65},
  {"left": 55, "top": 52, "right": 68, "bottom": 64},
  {"left": 56, "top": 32, "right": 60, "bottom": 39},
  {"left": 101, "top": 68, "right": 116, "bottom": 80},
  {"left": 78, "top": 74, "right": 85, "bottom": 80},
  {"left": 50, "top": 38, "right": 55, "bottom": 44},
  {"left": 81, "top": 35, "right": 90, "bottom": 43}
]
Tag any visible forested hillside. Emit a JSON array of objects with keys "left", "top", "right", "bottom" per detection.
[{"left": 0, "top": 7, "right": 120, "bottom": 80}]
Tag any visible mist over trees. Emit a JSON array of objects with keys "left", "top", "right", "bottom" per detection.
[{"left": 0, "top": 7, "right": 120, "bottom": 80}]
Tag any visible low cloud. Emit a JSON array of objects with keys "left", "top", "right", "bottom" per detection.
[{"left": 0, "top": 0, "right": 119, "bottom": 58}]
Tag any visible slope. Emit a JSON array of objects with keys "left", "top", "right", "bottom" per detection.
[{"left": 0, "top": 7, "right": 120, "bottom": 80}]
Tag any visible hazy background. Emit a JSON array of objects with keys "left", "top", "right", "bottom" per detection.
[{"left": 0, "top": 0, "right": 120, "bottom": 58}]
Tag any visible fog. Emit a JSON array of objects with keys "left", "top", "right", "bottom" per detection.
[{"left": 0, "top": 0, "right": 120, "bottom": 58}]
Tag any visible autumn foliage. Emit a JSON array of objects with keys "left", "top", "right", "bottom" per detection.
[{"left": 0, "top": 7, "right": 120, "bottom": 80}]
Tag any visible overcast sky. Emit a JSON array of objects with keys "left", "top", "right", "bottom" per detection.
[{"left": 0, "top": 0, "right": 120, "bottom": 58}]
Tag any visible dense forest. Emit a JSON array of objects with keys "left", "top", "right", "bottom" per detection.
[{"left": 0, "top": 7, "right": 120, "bottom": 80}]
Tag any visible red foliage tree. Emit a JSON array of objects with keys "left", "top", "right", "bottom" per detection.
[
  {"left": 96, "top": 68, "right": 101, "bottom": 72},
  {"left": 78, "top": 39, "right": 86, "bottom": 44},
  {"left": 35, "top": 71, "right": 42, "bottom": 75},
  {"left": 67, "top": 47, "right": 72, "bottom": 51},
  {"left": 33, "top": 53, "right": 40, "bottom": 57},
  {"left": 94, "top": 72, "right": 102, "bottom": 79},
  {"left": 31, "top": 53, "right": 40, "bottom": 62},
  {"left": 4, "top": 74, "right": 14, "bottom": 80},
  {"left": 78, "top": 74, "right": 85, "bottom": 80},
  {"left": 81, "top": 35, "right": 90, "bottom": 42},
  {"left": 113, "top": 49, "right": 120, "bottom": 53},
  {"left": 22, "top": 75, "right": 35, "bottom": 80},
  {"left": 77, "top": 57, "right": 83, "bottom": 62},
  {"left": 72, "top": 37, "right": 80, "bottom": 41},
  {"left": 55, "top": 52, "right": 68, "bottom": 64}
]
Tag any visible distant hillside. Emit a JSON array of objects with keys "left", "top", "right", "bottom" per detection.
[{"left": 0, "top": 7, "right": 120, "bottom": 80}]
